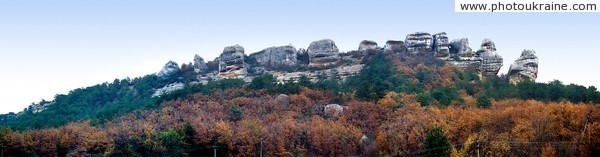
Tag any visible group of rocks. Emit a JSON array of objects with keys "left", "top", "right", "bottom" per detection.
[{"left": 157, "top": 32, "right": 538, "bottom": 84}]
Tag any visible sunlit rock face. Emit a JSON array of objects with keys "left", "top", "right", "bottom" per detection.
[
  {"left": 383, "top": 40, "right": 406, "bottom": 53},
  {"left": 433, "top": 32, "right": 450, "bottom": 59},
  {"left": 193, "top": 54, "right": 208, "bottom": 73},
  {"left": 157, "top": 61, "right": 180, "bottom": 77},
  {"left": 476, "top": 39, "right": 503, "bottom": 77},
  {"left": 508, "top": 49, "right": 539, "bottom": 84},
  {"left": 307, "top": 39, "right": 340, "bottom": 68},
  {"left": 248, "top": 45, "right": 298, "bottom": 68},
  {"left": 219, "top": 45, "right": 247, "bottom": 79},
  {"left": 405, "top": 32, "right": 433, "bottom": 54},
  {"left": 358, "top": 40, "right": 379, "bottom": 52}
]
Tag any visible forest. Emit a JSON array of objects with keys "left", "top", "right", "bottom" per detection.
[{"left": 0, "top": 51, "right": 599, "bottom": 156}]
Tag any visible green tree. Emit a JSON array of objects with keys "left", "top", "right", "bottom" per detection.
[
  {"left": 248, "top": 74, "right": 277, "bottom": 90},
  {"left": 180, "top": 123, "right": 197, "bottom": 155},
  {"left": 417, "top": 92, "right": 434, "bottom": 106},
  {"left": 298, "top": 75, "right": 312, "bottom": 88},
  {"left": 349, "top": 52, "right": 400, "bottom": 100},
  {"left": 422, "top": 126, "right": 451, "bottom": 157},
  {"left": 431, "top": 87, "right": 462, "bottom": 106},
  {"left": 476, "top": 94, "right": 492, "bottom": 108},
  {"left": 159, "top": 129, "right": 184, "bottom": 156},
  {"left": 229, "top": 105, "right": 243, "bottom": 122}
]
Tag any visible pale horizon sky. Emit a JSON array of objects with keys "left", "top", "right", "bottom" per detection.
[{"left": 1, "top": 0, "right": 598, "bottom": 114}]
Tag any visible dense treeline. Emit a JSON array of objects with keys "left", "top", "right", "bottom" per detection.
[
  {"left": 0, "top": 88, "right": 598, "bottom": 156},
  {"left": 0, "top": 51, "right": 599, "bottom": 156},
  {"left": 0, "top": 75, "right": 167, "bottom": 130}
]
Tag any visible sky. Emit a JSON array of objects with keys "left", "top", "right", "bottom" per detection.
[{"left": 0, "top": 0, "right": 598, "bottom": 114}]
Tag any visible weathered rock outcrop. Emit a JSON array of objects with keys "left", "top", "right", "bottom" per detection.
[
  {"left": 219, "top": 45, "right": 247, "bottom": 79},
  {"left": 274, "top": 94, "right": 290, "bottom": 106},
  {"left": 405, "top": 32, "right": 433, "bottom": 54},
  {"left": 476, "top": 39, "right": 503, "bottom": 77},
  {"left": 433, "top": 32, "right": 450, "bottom": 59},
  {"left": 446, "top": 38, "right": 481, "bottom": 74},
  {"left": 449, "top": 38, "right": 475, "bottom": 58},
  {"left": 152, "top": 83, "right": 185, "bottom": 97},
  {"left": 180, "top": 31, "right": 533, "bottom": 84},
  {"left": 157, "top": 61, "right": 180, "bottom": 77},
  {"left": 383, "top": 40, "right": 405, "bottom": 53},
  {"left": 508, "top": 49, "right": 538, "bottom": 84},
  {"left": 324, "top": 104, "right": 344, "bottom": 116},
  {"left": 248, "top": 45, "right": 298, "bottom": 68},
  {"left": 307, "top": 39, "right": 340, "bottom": 68},
  {"left": 358, "top": 40, "right": 378, "bottom": 52},
  {"left": 193, "top": 54, "right": 208, "bottom": 73}
]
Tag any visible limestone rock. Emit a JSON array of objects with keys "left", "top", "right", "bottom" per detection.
[
  {"left": 449, "top": 38, "right": 475, "bottom": 58},
  {"left": 307, "top": 39, "right": 340, "bottom": 68},
  {"left": 508, "top": 49, "right": 539, "bottom": 84},
  {"left": 476, "top": 39, "right": 503, "bottom": 77},
  {"left": 193, "top": 54, "right": 208, "bottom": 73},
  {"left": 274, "top": 94, "right": 290, "bottom": 106},
  {"left": 28, "top": 101, "right": 54, "bottom": 113},
  {"left": 152, "top": 83, "right": 185, "bottom": 97},
  {"left": 433, "top": 32, "right": 450, "bottom": 59},
  {"left": 405, "top": 32, "right": 433, "bottom": 54},
  {"left": 358, "top": 40, "right": 378, "bottom": 52},
  {"left": 248, "top": 45, "right": 298, "bottom": 68},
  {"left": 383, "top": 40, "right": 406, "bottom": 53},
  {"left": 219, "top": 45, "right": 247, "bottom": 79},
  {"left": 157, "top": 61, "right": 180, "bottom": 77},
  {"left": 324, "top": 104, "right": 344, "bottom": 116}
]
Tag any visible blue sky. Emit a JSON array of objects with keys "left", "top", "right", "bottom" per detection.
[{"left": 0, "top": 0, "right": 598, "bottom": 114}]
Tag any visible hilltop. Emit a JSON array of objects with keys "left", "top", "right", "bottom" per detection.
[{"left": 0, "top": 32, "right": 598, "bottom": 156}]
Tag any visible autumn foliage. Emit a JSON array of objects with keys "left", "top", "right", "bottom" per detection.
[
  {"left": 1, "top": 52, "right": 599, "bottom": 156},
  {"left": 0, "top": 88, "right": 598, "bottom": 156}
]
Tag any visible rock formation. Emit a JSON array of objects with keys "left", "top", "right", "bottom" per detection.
[
  {"left": 324, "top": 104, "right": 344, "bottom": 116},
  {"left": 248, "top": 45, "right": 298, "bottom": 68},
  {"left": 508, "top": 49, "right": 539, "bottom": 84},
  {"left": 383, "top": 40, "right": 405, "bottom": 53},
  {"left": 170, "top": 31, "right": 535, "bottom": 84},
  {"left": 405, "top": 32, "right": 433, "bottom": 54},
  {"left": 476, "top": 39, "right": 503, "bottom": 77},
  {"left": 157, "top": 61, "right": 180, "bottom": 77},
  {"left": 307, "top": 39, "right": 340, "bottom": 68},
  {"left": 358, "top": 40, "right": 378, "bottom": 52},
  {"left": 449, "top": 38, "right": 475, "bottom": 58},
  {"left": 274, "top": 94, "right": 290, "bottom": 106},
  {"left": 219, "top": 45, "right": 247, "bottom": 79},
  {"left": 152, "top": 83, "right": 185, "bottom": 97},
  {"left": 193, "top": 54, "right": 208, "bottom": 73},
  {"left": 433, "top": 32, "right": 450, "bottom": 59},
  {"left": 446, "top": 38, "right": 481, "bottom": 74}
]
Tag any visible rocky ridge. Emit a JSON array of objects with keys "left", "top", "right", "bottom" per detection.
[{"left": 155, "top": 32, "right": 537, "bottom": 95}]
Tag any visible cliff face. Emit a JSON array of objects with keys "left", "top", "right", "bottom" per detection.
[{"left": 158, "top": 31, "right": 536, "bottom": 85}]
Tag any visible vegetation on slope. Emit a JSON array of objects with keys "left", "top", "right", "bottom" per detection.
[{"left": 0, "top": 51, "right": 599, "bottom": 156}]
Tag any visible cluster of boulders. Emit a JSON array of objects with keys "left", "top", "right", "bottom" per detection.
[{"left": 156, "top": 31, "right": 539, "bottom": 87}]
